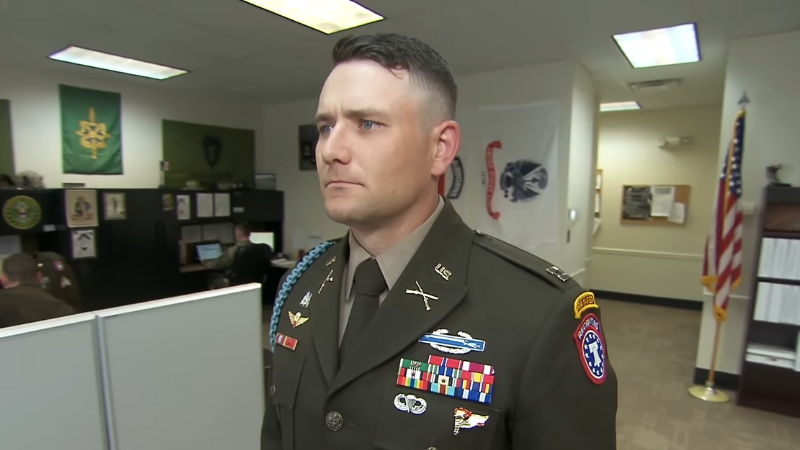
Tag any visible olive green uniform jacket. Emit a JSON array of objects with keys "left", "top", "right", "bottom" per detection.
[{"left": 262, "top": 201, "right": 617, "bottom": 449}]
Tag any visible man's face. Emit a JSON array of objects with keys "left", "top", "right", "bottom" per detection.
[{"left": 315, "top": 60, "right": 435, "bottom": 228}]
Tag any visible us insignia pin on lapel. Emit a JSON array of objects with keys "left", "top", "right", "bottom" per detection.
[
  {"left": 394, "top": 394, "right": 427, "bottom": 415},
  {"left": 300, "top": 291, "right": 312, "bottom": 308},
  {"left": 288, "top": 311, "right": 309, "bottom": 328},
  {"left": 275, "top": 332, "right": 298, "bottom": 351},
  {"left": 326, "top": 257, "right": 336, "bottom": 266},
  {"left": 574, "top": 292, "right": 599, "bottom": 318},
  {"left": 419, "top": 329, "right": 485, "bottom": 355},
  {"left": 405, "top": 281, "right": 438, "bottom": 311},
  {"left": 453, "top": 407, "right": 488, "bottom": 435},
  {"left": 435, "top": 263, "right": 451, "bottom": 281},
  {"left": 573, "top": 313, "right": 606, "bottom": 385}
]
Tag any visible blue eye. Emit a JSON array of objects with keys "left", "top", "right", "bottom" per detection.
[
  {"left": 362, "top": 120, "right": 375, "bottom": 130},
  {"left": 319, "top": 124, "right": 333, "bottom": 134}
]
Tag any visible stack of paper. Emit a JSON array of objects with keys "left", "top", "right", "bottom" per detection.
[
  {"left": 758, "top": 238, "right": 800, "bottom": 280},
  {"left": 745, "top": 343, "right": 797, "bottom": 370}
]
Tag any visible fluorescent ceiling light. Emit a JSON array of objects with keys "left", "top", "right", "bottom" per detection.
[
  {"left": 242, "top": 0, "right": 383, "bottom": 34},
  {"left": 600, "top": 101, "right": 641, "bottom": 112},
  {"left": 49, "top": 46, "right": 187, "bottom": 80},
  {"left": 613, "top": 23, "right": 700, "bottom": 68}
]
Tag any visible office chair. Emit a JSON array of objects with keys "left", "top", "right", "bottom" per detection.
[{"left": 227, "top": 243, "right": 273, "bottom": 288}]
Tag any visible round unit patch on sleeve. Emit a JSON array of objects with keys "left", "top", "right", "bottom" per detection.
[{"left": 573, "top": 313, "right": 606, "bottom": 385}]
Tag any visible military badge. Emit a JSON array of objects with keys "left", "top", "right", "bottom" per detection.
[
  {"left": 418, "top": 329, "right": 485, "bottom": 355},
  {"left": 299, "top": 291, "right": 312, "bottom": 308},
  {"left": 394, "top": 393, "right": 427, "bottom": 415},
  {"left": 288, "top": 311, "right": 309, "bottom": 328},
  {"left": 573, "top": 313, "right": 606, "bottom": 385},
  {"left": 54, "top": 261, "right": 64, "bottom": 271},
  {"left": 453, "top": 407, "right": 489, "bottom": 435},
  {"left": 573, "top": 291, "right": 599, "bottom": 318},
  {"left": 3, "top": 195, "right": 42, "bottom": 230}
]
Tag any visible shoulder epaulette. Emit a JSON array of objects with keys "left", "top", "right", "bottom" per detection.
[{"left": 473, "top": 231, "right": 579, "bottom": 291}]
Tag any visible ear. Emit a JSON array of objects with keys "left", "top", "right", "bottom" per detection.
[{"left": 430, "top": 119, "right": 460, "bottom": 177}]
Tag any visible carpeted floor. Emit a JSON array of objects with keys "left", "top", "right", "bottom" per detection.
[
  {"left": 603, "top": 299, "right": 800, "bottom": 450},
  {"left": 262, "top": 299, "right": 800, "bottom": 449}
]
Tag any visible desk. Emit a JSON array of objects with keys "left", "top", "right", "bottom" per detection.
[
  {"left": 180, "top": 264, "right": 207, "bottom": 274},
  {"left": 271, "top": 259, "right": 297, "bottom": 270}
]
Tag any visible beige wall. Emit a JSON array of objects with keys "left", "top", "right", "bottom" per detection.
[{"left": 587, "top": 106, "right": 722, "bottom": 301}]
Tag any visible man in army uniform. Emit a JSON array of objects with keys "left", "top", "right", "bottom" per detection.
[
  {"left": 0, "top": 253, "right": 74, "bottom": 328},
  {"left": 262, "top": 34, "right": 617, "bottom": 449},
  {"left": 32, "top": 251, "right": 82, "bottom": 312},
  {"left": 203, "top": 222, "right": 254, "bottom": 271}
]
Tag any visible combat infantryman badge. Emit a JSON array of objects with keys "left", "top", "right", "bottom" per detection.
[
  {"left": 573, "top": 291, "right": 599, "bottom": 318},
  {"left": 288, "top": 311, "right": 309, "bottom": 328},
  {"left": 418, "top": 329, "right": 486, "bottom": 355},
  {"left": 573, "top": 313, "right": 606, "bottom": 385},
  {"left": 453, "top": 407, "right": 489, "bottom": 435}
]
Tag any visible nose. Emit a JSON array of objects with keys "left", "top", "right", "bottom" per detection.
[{"left": 318, "top": 125, "right": 352, "bottom": 166}]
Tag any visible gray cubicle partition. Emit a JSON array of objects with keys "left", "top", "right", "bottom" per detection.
[
  {"left": 96, "top": 283, "right": 264, "bottom": 450},
  {"left": 0, "top": 314, "right": 108, "bottom": 450}
]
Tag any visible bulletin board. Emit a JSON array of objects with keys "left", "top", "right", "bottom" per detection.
[{"left": 621, "top": 184, "right": 690, "bottom": 225}]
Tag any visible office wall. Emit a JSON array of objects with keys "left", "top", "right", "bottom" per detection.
[
  {"left": 696, "top": 30, "right": 800, "bottom": 375},
  {"left": 262, "top": 60, "right": 595, "bottom": 281},
  {"left": 587, "top": 106, "right": 722, "bottom": 301},
  {"left": 566, "top": 64, "right": 598, "bottom": 285},
  {"left": 0, "top": 64, "right": 264, "bottom": 188}
]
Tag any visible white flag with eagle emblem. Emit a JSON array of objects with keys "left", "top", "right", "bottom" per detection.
[{"left": 455, "top": 101, "right": 560, "bottom": 253}]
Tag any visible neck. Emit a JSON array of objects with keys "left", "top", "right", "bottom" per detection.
[{"left": 351, "top": 192, "right": 439, "bottom": 256}]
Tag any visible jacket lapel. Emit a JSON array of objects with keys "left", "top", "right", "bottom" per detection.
[
  {"left": 329, "top": 201, "right": 474, "bottom": 395},
  {"left": 310, "top": 237, "right": 349, "bottom": 387}
]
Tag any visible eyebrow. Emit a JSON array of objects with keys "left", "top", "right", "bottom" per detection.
[{"left": 314, "top": 107, "right": 389, "bottom": 123}]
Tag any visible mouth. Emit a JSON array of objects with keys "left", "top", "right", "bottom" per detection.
[{"left": 326, "top": 180, "right": 360, "bottom": 187}]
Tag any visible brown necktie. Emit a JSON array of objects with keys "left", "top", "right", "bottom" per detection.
[{"left": 339, "top": 258, "right": 386, "bottom": 366}]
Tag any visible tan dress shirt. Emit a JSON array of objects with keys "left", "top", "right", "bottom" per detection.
[{"left": 338, "top": 196, "right": 445, "bottom": 344}]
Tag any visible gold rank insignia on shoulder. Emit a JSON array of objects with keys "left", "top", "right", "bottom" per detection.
[
  {"left": 288, "top": 311, "right": 309, "bottom": 328},
  {"left": 574, "top": 291, "right": 598, "bottom": 319}
]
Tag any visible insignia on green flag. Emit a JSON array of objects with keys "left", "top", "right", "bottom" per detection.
[{"left": 60, "top": 85, "right": 123, "bottom": 175}]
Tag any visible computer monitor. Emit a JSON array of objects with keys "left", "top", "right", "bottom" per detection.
[
  {"left": 249, "top": 232, "right": 275, "bottom": 249},
  {"left": 196, "top": 243, "right": 222, "bottom": 261}
]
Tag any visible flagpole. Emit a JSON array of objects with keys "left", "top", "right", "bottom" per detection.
[{"left": 689, "top": 92, "right": 748, "bottom": 403}]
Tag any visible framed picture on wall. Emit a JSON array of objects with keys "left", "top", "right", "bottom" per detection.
[
  {"left": 103, "top": 193, "right": 126, "bottom": 220},
  {"left": 65, "top": 189, "right": 99, "bottom": 228}
]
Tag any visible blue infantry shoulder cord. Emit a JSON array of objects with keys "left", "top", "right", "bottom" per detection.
[{"left": 269, "top": 240, "right": 335, "bottom": 351}]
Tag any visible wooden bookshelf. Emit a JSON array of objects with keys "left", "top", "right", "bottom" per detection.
[{"left": 738, "top": 186, "right": 800, "bottom": 418}]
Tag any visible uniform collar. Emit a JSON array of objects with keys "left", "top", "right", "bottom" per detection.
[{"left": 345, "top": 196, "right": 445, "bottom": 301}]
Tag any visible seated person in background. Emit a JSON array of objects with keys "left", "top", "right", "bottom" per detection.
[
  {"left": 0, "top": 253, "right": 75, "bottom": 329},
  {"left": 202, "top": 222, "right": 254, "bottom": 271}
]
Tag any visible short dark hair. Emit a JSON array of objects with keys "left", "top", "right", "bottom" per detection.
[
  {"left": 235, "top": 222, "right": 251, "bottom": 236},
  {"left": 3, "top": 253, "right": 38, "bottom": 283},
  {"left": 332, "top": 33, "right": 458, "bottom": 120}
]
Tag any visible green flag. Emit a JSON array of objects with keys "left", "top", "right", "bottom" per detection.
[
  {"left": 162, "top": 119, "right": 255, "bottom": 188},
  {"left": 60, "top": 85, "right": 123, "bottom": 175}
]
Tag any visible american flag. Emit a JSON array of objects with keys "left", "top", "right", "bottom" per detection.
[{"left": 701, "top": 110, "right": 746, "bottom": 323}]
